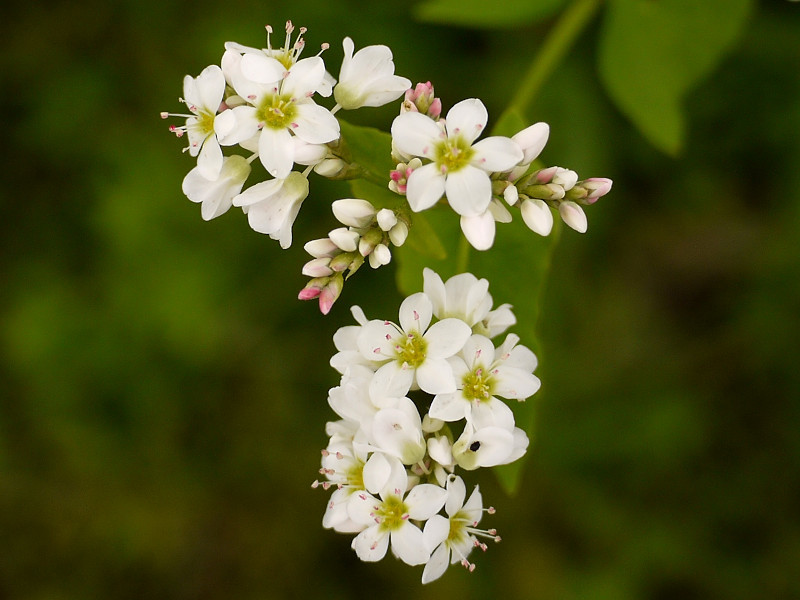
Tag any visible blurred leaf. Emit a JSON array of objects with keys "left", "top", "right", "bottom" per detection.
[
  {"left": 598, "top": 0, "right": 752, "bottom": 155},
  {"left": 415, "top": 0, "right": 568, "bottom": 28},
  {"left": 339, "top": 119, "right": 396, "bottom": 186}
]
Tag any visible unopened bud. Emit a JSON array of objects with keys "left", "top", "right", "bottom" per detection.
[
  {"left": 329, "top": 251, "right": 359, "bottom": 272},
  {"left": 302, "top": 257, "right": 334, "bottom": 277},
  {"left": 401, "top": 81, "right": 441, "bottom": 118},
  {"left": 314, "top": 157, "right": 347, "bottom": 178},
  {"left": 328, "top": 227, "right": 360, "bottom": 252},
  {"left": 319, "top": 273, "right": 344, "bottom": 315},
  {"left": 304, "top": 237, "right": 340, "bottom": 258},
  {"left": 520, "top": 199, "right": 553, "bottom": 236},
  {"left": 523, "top": 183, "right": 565, "bottom": 201},
  {"left": 368, "top": 243, "right": 391, "bottom": 268},
  {"left": 376, "top": 209, "right": 398, "bottom": 232},
  {"left": 358, "top": 228, "right": 384, "bottom": 256},
  {"left": 558, "top": 200, "right": 587, "bottom": 233},
  {"left": 331, "top": 198, "right": 376, "bottom": 228},
  {"left": 388, "top": 221, "right": 409, "bottom": 247},
  {"left": 512, "top": 122, "right": 550, "bottom": 165}
]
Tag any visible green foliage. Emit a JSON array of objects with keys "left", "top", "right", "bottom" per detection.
[
  {"left": 415, "top": 0, "right": 568, "bottom": 28},
  {"left": 599, "top": 0, "right": 753, "bottom": 155}
]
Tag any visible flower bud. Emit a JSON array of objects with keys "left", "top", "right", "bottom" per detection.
[
  {"left": 520, "top": 199, "right": 553, "bottom": 236},
  {"left": 401, "top": 81, "right": 441, "bottom": 118},
  {"left": 328, "top": 227, "right": 360, "bottom": 252},
  {"left": 331, "top": 198, "right": 376, "bottom": 228},
  {"left": 329, "top": 251, "right": 359, "bottom": 272},
  {"left": 512, "top": 122, "right": 549, "bottom": 165},
  {"left": 522, "top": 183, "right": 565, "bottom": 201},
  {"left": 358, "top": 228, "right": 384, "bottom": 256},
  {"left": 302, "top": 257, "right": 334, "bottom": 277},
  {"left": 304, "top": 237, "right": 340, "bottom": 258},
  {"left": 376, "top": 208, "right": 398, "bottom": 231},
  {"left": 313, "top": 157, "right": 347, "bottom": 178},
  {"left": 319, "top": 273, "right": 344, "bottom": 315},
  {"left": 368, "top": 243, "right": 391, "bottom": 268},
  {"left": 577, "top": 177, "right": 613, "bottom": 204},
  {"left": 552, "top": 168, "right": 578, "bottom": 190},
  {"left": 388, "top": 221, "right": 409, "bottom": 247},
  {"left": 558, "top": 200, "right": 587, "bottom": 233}
]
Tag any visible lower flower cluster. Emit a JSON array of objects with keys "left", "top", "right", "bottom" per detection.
[{"left": 313, "top": 268, "right": 540, "bottom": 582}]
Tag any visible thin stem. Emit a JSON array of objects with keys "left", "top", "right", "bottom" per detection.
[
  {"left": 456, "top": 234, "right": 471, "bottom": 273},
  {"left": 509, "top": 0, "right": 603, "bottom": 113}
]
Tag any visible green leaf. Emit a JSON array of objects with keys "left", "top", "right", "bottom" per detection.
[
  {"left": 394, "top": 206, "right": 560, "bottom": 495},
  {"left": 414, "top": 0, "right": 568, "bottom": 28},
  {"left": 338, "top": 119, "right": 396, "bottom": 186},
  {"left": 599, "top": 0, "right": 753, "bottom": 155}
]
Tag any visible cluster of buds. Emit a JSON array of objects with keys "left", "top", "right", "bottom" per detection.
[
  {"left": 299, "top": 199, "right": 409, "bottom": 314},
  {"left": 509, "top": 167, "right": 613, "bottom": 235}
]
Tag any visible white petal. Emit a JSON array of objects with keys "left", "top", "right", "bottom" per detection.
[
  {"left": 405, "top": 484, "right": 448, "bottom": 520},
  {"left": 196, "top": 135, "right": 223, "bottom": 180},
  {"left": 352, "top": 526, "right": 390, "bottom": 562},
  {"left": 444, "top": 166, "right": 492, "bottom": 216},
  {"left": 348, "top": 491, "right": 382, "bottom": 526},
  {"left": 390, "top": 523, "right": 429, "bottom": 566},
  {"left": 362, "top": 452, "right": 392, "bottom": 495},
  {"left": 460, "top": 212, "right": 496, "bottom": 251},
  {"left": 424, "top": 318, "right": 472, "bottom": 358},
  {"left": 357, "top": 321, "right": 398, "bottom": 361},
  {"left": 421, "top": 543, "right": 450, "bottom": 584},
  {"left": 445, "top": 98, "right": 488, "bottom": 145},
  {"left": 190, "top": 64, "right": 225, "bottom": 112},
  {"left": 406, "top": 163, "right": 446, "bottom": 212},
  {"left": 332, "top": 198, "right": 376, "bottom": 228},
  {"left": 471, "top": 135, "right": 524, "bottom": 172},
  {"left": 428, "top": 391, "right": 467, "bottom": 422},
  {"left": 445, "top": 475, "right": 467, "bottom": 516},
  {"left": 391, "top": 112, "right": 442, "bottom": 158},
  {"left": 292, "top": 102, "right": 340, "bottom": 144},
  {"left": 240, "top": 53, "right": 285, "bottom": 84},
  {"left": 559, "top": 200, "right": 587, "bottom": 233},
  {"left": 415, "top": 358, "right": 456, "bottom": 395},
  {"left": 231, "top": 177, "right": 283, "bottom": 208},
  {"left": 422, "top": 268, "right": 447, "bottom": 318},
  {"left": 513, "top": 121, "right": 549, "bottom": 165},
  {"left": 258, "top": 127, "right": 294, "bottom": 179},
  {"left": 282, "top": 56, "right": 326, "bottom": 98},
  {"left": 398, "top": 292, "right": 433, "bottom": 333},
  {"left": 493, "top": 366, "right": 541, "bottom": 400},
  {"left": 422, "top": 515, "right": 450, "bottom": 552},
  {"left": 470, "top": 398, "right": 515, "bottom": 431}
]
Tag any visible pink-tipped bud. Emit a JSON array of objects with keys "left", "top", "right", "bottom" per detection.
[
  {"left": 402, "top": 81, "right": 441, "bottom": 118},
  {"left": 319, "top": 274, "right": 344, "bottom": 315},
  {"left": 558, "top": 200, "right": 588, "bottom": 233},
  {"left": 582, "top": 177, "right": 613, "bottom": 202}
]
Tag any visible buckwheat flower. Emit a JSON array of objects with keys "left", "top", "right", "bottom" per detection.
[
  {"left": 520, "top": 197, "right": 554, "bottom": 236},
  {"left": 423, "top": 269, "right": 492, "bottom": 329},
  {"left": 390, "top": 98, "right": 522, "bottom": 217},
  {"left": 356, "top": 292, "right": 472, "bottom": 395},
  {"left": 451, "top": 422, "right": 518, "bottom": 470},
  {"left": 368, "top": 396, "right": 427, "bottom": 465},
  {"left": 225, "top": 55, "right": 340, "bottom": 178},
  {"left": 317, "top": 440, "right": 371, "bottom": 534},
  {"left": 334, "top": 37, "right": 411, "bottom": 110},
  {"left": 348, "top": 454, "right": 447, "bottom": 565},
  {"left": 181, "top": 154, "right": 251, "bottom": 221},
  {"left": 165, "top": 65, "right": 234, "bottom": 180},
  {"left": 422, "top": 475, "right": 499, "bottom": 583},
  {"left": 232, "top": 171, "right": 309, "bottom": 248},
  {"left": 429, "top": 334, "right": 540, "bottom": 428},
  {"left": 507, "top": 122, "right": 550, "bottom": 181}
]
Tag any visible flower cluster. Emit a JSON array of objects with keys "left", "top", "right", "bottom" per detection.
[
  {"left": 314, "top": 269, "right": 540, "bottom": 582},
  {"left": 389, "top": 92, "right": 612, "bottom": 248}
]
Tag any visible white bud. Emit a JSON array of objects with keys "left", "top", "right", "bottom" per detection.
[
  {"left": 376, "top": 208, "right": 398, "bottom": 231},
  {"left": 553, "top": 168, "right": 578, "bottom": 191},
  {"left": 512, "top": 122, "right": 549, "bottom": 165},
  {"left": 368, "top": 243, "right": 391, "bottom": 268},
  {"left": 503, "top": 184, "right": 519, "bottom": 205},
  {"left": 388, "top": 221, "right": 409, "bottom": 247},
  {"left": 331, "top": 198, "right": 376, "bottom": 228},
  {"left": 302, "top": 257, "right": 334, "bottom": 277},
  {"left": 313, "top": 158, "right": 346, "bottom": 178},
  {"left": 520, "top": 199, "right": 554, "bottom": 236},
  {"left": 304, "top": 237, "right": 340, "bottom": 258},
  {"left": 328, "top": 227, "right": 360, "bottom": 252},
  {"left": 558, "top": 200, "right": 588, "bottom": 233}
]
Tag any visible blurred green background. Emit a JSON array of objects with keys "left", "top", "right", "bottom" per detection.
[{"left": 2, "top": 0, "right": 799, "bottom": 598}]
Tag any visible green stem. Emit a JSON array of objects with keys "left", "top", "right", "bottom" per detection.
[
  {"left": 456, "top": 234, "right": 471, "bottom": 273},
  {"left": 509, "top": 0, "right": 603, "bottom": 113}
]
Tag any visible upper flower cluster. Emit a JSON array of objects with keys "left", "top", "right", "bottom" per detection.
[
  {"left": 315, "top": 269, "right": 540, "bottom": 582},
  {"left": 162, "top": 21, "right": 411, "bottom": 248}
]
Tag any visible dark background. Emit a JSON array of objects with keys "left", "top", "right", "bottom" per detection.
[{"left": 2, "top": 1, "right": 799, "bottom": 598}]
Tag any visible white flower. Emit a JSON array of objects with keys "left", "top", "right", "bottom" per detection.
[
  {"left": 356, "top": 292, "right": 472, "bottom": 395},
  {"left": 177, "top": 65, "right": 236, "bottom": 179},
  {"left": 224, "top": 55, "right": 340, "bottom": 179},
  {"left": 451, "top": 422, "right": 518, "bottom": 470},
  {"left": 390, "top": 99, "right": 522, "bottom": 217},
  {"left": 181, "top": 154, "right": 251, "bottom": 221},
  {"left": 429, "top": 334, "right": 540, "bottom": 427},
  {"left": 334, "top": 37, "right": 411, "bottom": 110},
  {"left": 232, "top": 171, "right": 309, "bottom": 248},
  {"left": 348, "top": 454, "right": 447, "bottom": 566},
  {"left": 423, "top": 269, "right": 492, "bottom": 328},
  {"left": 422, "top": 475, "right": 498, "bottom": 583},
  {"left": 507, "top": 122, "right": 549, "bottom": 181}
]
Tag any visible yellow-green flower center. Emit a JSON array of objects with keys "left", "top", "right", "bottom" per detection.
[
  {"left": 195, "top": 111, "right": 215, "bottom": 136},
  {"left": 257, "top": 94, "right": 297, "bottom": 130},
  {"left": 462, "top": 366, "right": 493, "bottom": 401},
  {"left": 447, "top": 510, "right": 470, "bottom": 545},
  {"left": 377, "top": 495, "right": 408, "bottom": 532},
  {"left": 434, "top": 135, "right": 474, "bottom": 173},
  {"left": 396, "top": 331, "right": 427, "bottom": 368},
  {"left": 345, "top": 461, "right": 364, "bottom": 491}
]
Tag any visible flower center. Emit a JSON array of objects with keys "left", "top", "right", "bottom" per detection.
[
  {"left": 193, "top": 111, "right": 216, "bottom": 136},
  {"left": 377, "top": 495, "right": 408, "bottom": 532},
  {"left": 396, "top": 331, "right": 427, "bottom": 368},
  {"left": 345, "top": 461, "right": 364, "bottom": 491},
  {"left": 447, "top": 510, "right": 470, "bottom": 546},
  {"left": 462, "top": 366, "right": 493, "bottom": 401},
  {"left": 256, "top": 94, "right": 297, "bottom": 130},
  {"left": 434, "top": 135, "right": 474, "bottom": 173}
]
